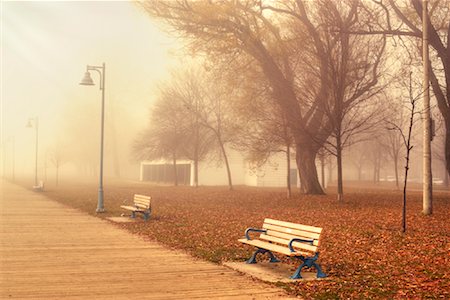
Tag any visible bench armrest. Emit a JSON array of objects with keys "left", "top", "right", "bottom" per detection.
[
  {"left": 245, "top": 228, "right": 267, "bottom": 240},
  {"left": 288, "top": 238, "right": 314, "bottom": 252}
]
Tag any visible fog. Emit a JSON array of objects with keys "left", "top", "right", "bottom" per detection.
[
  {"left": 1, "top": 1, "right": 179, "bottom": 182},
  {"left": 1, "top": 1, "right": 448, "bottom": 191}
]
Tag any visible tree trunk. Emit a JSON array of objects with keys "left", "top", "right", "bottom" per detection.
[
  {"left": 394, "top": 153, "right": 399, "bottom": 189},
  {"left": 286, "top": 144, "right": 291, "bottom": 198},
  {"left": 445, "top": 119, "right": 450, "bottom": 187},
  {"left": 444, "top": 164, "right": 449, "bottom": 188},
  {"left": 218, "top": 138, "right": 233, "bottom": 191},
  {"left": 336, "top": 135, "right": 344, "bottom": 202},
  {"left": 296, "top": 145, "right": 324, "bottom": 194},
  {"left": 172, "top": 154, "right": 178, "bottom": 186},
  {"left": 373, "top": 159, "right": 377, "bottom": 183},
  {"left": 55, "top": 164, "right": 59, "bottom": 187},
  {"left": 194, "top": 110, "right": 199, "bottom": 188},
  {"left": 320, "top": 154, "right": 326, "bottom": 189},
  {"left": 328, "top": 159, "right": 333, "bottom": 184}
]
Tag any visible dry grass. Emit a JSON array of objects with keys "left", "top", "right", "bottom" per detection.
[{"left": 23, "top": 179, "right": 450, "bottom": 299}]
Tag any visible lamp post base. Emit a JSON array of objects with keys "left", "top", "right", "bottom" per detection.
[{"left": 96, "top": 189, "right": 105, "bottom": 213}]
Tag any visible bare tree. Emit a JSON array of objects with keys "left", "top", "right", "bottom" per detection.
[
  {"left": 297, "top": 0, "right": 387, "bottom": 201},
  {"left": 160, "top": 68, "right": 237, "bottom": 190},
  {"left": 140, "top": 1, "right": 330, "bottom": 194},
  {"left": 387, "top": 72, "right": 421, "bottom": 233},
  {"left": 140, "top": 0, "right": 389, "bottom": 195},
  {"left": 133, "top": 95, "right": 188, "bottom": 186},
  {"left": 48, "top": 142, "right": 68, "bottom": 186}
]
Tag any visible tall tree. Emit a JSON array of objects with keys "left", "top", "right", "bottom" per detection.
[
  {"left": 141, "top": 1, "right": 386, "bottom": 194},
  {"left": 140, "top": 1, "right": 332, "bottom": 194}
]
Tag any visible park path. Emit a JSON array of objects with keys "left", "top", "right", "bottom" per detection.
[{"left": 0, "top": 180, "right": 291, "bottom": 299}]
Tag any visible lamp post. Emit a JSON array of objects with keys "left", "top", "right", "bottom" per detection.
[
  {"left": 26, "top": 117, "right": 39, "bottom": 187},
  {"left": 9, "top": 136, "right": 15, "bottom": 182},
  {"left": 79, "top": 63, "right": 106, "bottom": 213}
]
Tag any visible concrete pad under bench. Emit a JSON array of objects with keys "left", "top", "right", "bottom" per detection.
[{"left": 223, "top": 261, "right": 327, "bottom": 283}]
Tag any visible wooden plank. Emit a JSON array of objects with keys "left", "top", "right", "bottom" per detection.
[
  {"left": 262, "top": 223, "right": 321, "bottom": 240},
  {"left": 134, "top": 200, "right": 150, "bottom": 206},
  {"left": 134, "top": 199, "right": 150, "bottom": 205},
  {"left": 1, "top": 181, "right": 288, "bottom": 299},
  {"left": 134, "top": 198, "right": 150, "bottom": 203},
  {"left": 134, "top": 199, "right": 150, "bottom": 204},
  {"left": 134, "top": 204, "right": 150, "bottom": 209},
  {"left": 264, "top": 218, "right": 322, "bottom": 234},
  {"left": 120, "top": 205, "right": 138, "bottom": 211},
  {"left": 264, "top": 230, "right": 319, "bottom": 246},
  {"left": 259, "top": 234, "right": 317, "bottom": 253},
  {"left": 134, "top": 194, "right": 151, "bottom": 200},
  {"left": 238, "top": 239, "right": 309, "bottom": 256}
]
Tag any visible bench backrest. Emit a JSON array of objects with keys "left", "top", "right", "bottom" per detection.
[
  {"left": 260, "top": 218, "right": 322, "bottom": 254},
  {"left": 133, "top": 194, "right": 151, "bottom": 210}
]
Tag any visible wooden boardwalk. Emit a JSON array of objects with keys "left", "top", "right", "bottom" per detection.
[{"left": 0, "top": 181, "right": 291, "bottom": 299}]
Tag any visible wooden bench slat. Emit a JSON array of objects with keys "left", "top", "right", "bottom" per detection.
[
  {"left": 238, "top": 239, "right": 310, "bottom": 256},
  {"left": 134, "top": 198, "right": 151, "bottom": 203},
  {"left": 264, "top": 229, "right": 320, "bottom": 246},
  {"left": 135, "top": 204, "right": 150, "bottom": 209},
  {"left": 262, "top": 223, "right": 321, "bottom": 240},
  {"left": 134, "top": 198, "right": 150, "bottom": 202},
  {"left": 264, "top": 218, "right": 322, "bottom": 234},
  {"left": 120, "top": 205, "right": 142, "bottom": 211},
  {"left": 259, "top": 234, "right": 318, "bottom": 253},
  {"left": 134, "top": 200, "right": 150, "bottom": 204},
  {"left": 134, "top": 194, "right": 151, "bottom": 200},
  {"left": 134, "top": 199, "right": 151, "bottom": 205}
]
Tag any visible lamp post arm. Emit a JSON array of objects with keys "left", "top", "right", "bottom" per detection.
[{"left": 86, "top": 65, "right": 104, "bottom": 90}]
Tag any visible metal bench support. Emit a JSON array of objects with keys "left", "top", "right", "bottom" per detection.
[
  {"left": 291, "top": 253, "right": 327, "bottom": 279},
  {"left": 246, "top": 247, "right": 280, "bottom": 264}
]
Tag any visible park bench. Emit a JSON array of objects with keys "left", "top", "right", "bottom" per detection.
[
  {"left": 238, "top": 218, "right": 326, "bottom": 279},
  {"left": 33, "top": 180, "right": 44, "bottom": 192},
  {"left": 120, "top": 194, "right": 151, "bottom": 221}
]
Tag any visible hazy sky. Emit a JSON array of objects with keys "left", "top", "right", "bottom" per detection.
[{"left": 1, "top": 1, "right": 180, "bottom": 178}]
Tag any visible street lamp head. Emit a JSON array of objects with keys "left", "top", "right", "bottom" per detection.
[{"left": 79, "top": 71, "right": 95, "bottom": 86}]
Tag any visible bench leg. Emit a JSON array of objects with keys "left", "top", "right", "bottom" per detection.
[
  {"left": 131, "top": 211, "right": 136, "bottom": 219},
  {"left": 291, "top": 261, "right": 307, "bottom": 279},
  {"left": 313, "top": 262, "right": 327, "bottom": 278},
  {"left": 246, "top": 248, "right": 280, "bottom": 264},
  {"left": 291, "top": 253, "right": 327, "bottom": 279},
  {"left": 267, "top": 250, "right": 280, "bottom": 263},
  {"left": 143, "top": 212, "right": 149, "bottom": 221}
]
